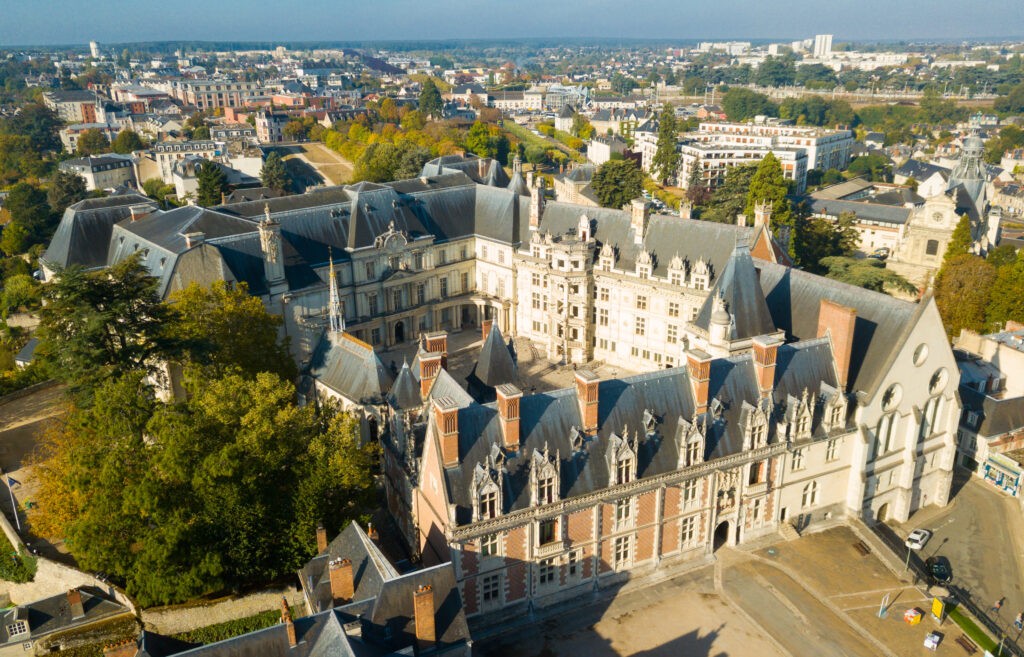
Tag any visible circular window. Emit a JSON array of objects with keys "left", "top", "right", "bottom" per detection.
[
  {"left": 929, "top": 368, "right": 948, "bottom": 394},
  {"left": 882, "top": 384, "right": 902, "bottom": 411},
  {"left": 913, "top": 343, "right": 929, "bottom": 367}
]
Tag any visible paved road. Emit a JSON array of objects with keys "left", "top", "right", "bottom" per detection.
[
  {"left": 895, "top": 475, "right": 1024, "bottom": 635},
  {"left": 0, "top": 383, "right": 64, "bottom": 472}
]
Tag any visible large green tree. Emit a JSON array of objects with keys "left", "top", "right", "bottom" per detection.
[
  {"left": 986, "top": 250, "right": 1024, "bottom": 329},
  {"left": 47, "top": 169, "right": 88, "bottom": 217},
  {"left": 418, "top": 78, "right": 443, "bottom": 119},
  {"left": 652, "top": 106, "right": 680, "bottom": 184},
  {"left": 4, "top": 103, "right": 60, "bottom": 153},
  {"left": 167, "top": 281, "right": 296, "bottom": 383},
  {"left": 37, "top": 254, "right": 179, "bottom": 399},
  {"left": 944, "top": 214, "right": 973, "bottom": 263},
  {"left": 721, "top": 88, "right": 778, "bottom": 122},
  {"left": 745, "top": 153, "right": 794, "bottom": 253},
  {"left": 699, "top": 163, "right": 758, "bottom": 224},
  {"left": 76, "top": 129, "right": 110, "bottom": 156},
  {"left": 259, "top": 152, "right": 291, "bottom": 195},
  {"left": 591, "top": 159, "right": 644, "bottom": 209},
  {"left": 793, "top": 209, "right": 859, "bottom": 273},
  {"left": 111, "top": 129, "right": 145, "bottom": 154},
  {"left": 820, "top": 256, "right": 917, "bottom": 295},
  {"left": 196, "top": 160, "right": 229, "bottom": 207},
  {"left": 934, "top": 254, "right": 997, "bottom": 336},
  {"left": 1, "top": 181, "right": 53, "bottom": 254}
]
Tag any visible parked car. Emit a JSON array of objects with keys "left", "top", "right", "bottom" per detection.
[
  {"left": 905, "top": 528, "right": 932, "bottom": 550},
  {"left": 867, "top": 247, "right": 890, "bottom": 260},
  {"left": 925, "top": 556, "right": 953, "bottom": 584}
]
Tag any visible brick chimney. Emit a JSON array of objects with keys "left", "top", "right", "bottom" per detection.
[
  {"left": 686, "top": 350, "right": 712, "bottom": 414},
  {"left": 424, "top": 331, "right": 448, "bottom": 370},
  {"left": 679, "top": 201, "right": 692, "bottom": 220},
  {"left": 630, "top": 198, "right": 649, "bottom": 245},
  {"left": 496, "top": 383, "right": 522, "bottom": 450},
  {"left": 575, "top": 370, "right": 599, "bottom": 435},
  {"left": 752, "top": 336, "right": 780, "bottom": 398},
  {"left": 530, "top": 180, "right": 545, "bottom": 230},
  {"left": 280, "top": 596, "right": 296, "bottom": 647},
  {"left": 316, "top": 522, "right": 328, "bottom": 553},
  {"left": 736, "top": 214, "right": 747, "bottom": 227},
  {"left": 367, "top": 523, "right": 379, "bottom": 543},
  {"left": 477, "top": 157, "right": 489, "bottom": 179},
  {"left": 481, "top": 318, "right": 493, "bottom": 341},
  {"left": 103, "top": 639, "right": 137, "bottom": 657},
  {"left": 754, "top": 201, "right": 771, "bottom": 227},
  {"left": 419, "top": 350, "right": 443, "bottom": 398},
  {"left": 184, "top": 232, "right": 205, "bottom": 248},
  {"left": 329, "top": 558, "right": 354, "bottom": 604},
  {"left": 413, "top": 584, "right": 436, "bottom": 651},
  {"left": 67, "top": 588, "right": 85, "bottom": 620},
  {"left": 434, "top": 396, "right": 460, "bottom": 467},
  {"left": 817, "top": 299, "right": 857, "bottom": 391}
]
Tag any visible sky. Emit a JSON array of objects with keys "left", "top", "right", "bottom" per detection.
[{"left": 1, "top": 0, "right": 1023, "bottom": 46}]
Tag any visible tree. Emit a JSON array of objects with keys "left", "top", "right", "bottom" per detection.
[
  {"left": 394, "top": 145, "right": 432, "bottom": 180},
  {"left": 37, "top": 253, "right": 179, "bottom": 399},
  {"left": 686, "top": 163, "right": 710, "bottom": 206},
  {"left": 166, "top": 281, "right": 297, "bottom": 383},
  {"left": 195, "top": 160, "right": 229, "bottom": 207},
  {"left": 571, "top": 113, "right": 594, "bottom": 139},
  {"left": 1, "top": 181, "right": 53, "bottom": 253},
  {"left": 754, "top": 56, "right": 797, "bottom": 87},
  {"left": 652, "top": 106, "right": 680, "bottom": 184},
  {"left": 32, "top": 370, "right": 377, "bottom": 607},
  {"left": 986, "top": 250, "right": 1024, "bottom": 329},
  {"left": 191, "top": 125, "right": 211, "bottom": 141},
  {"left": 944, "top": 214, "right": 973, "bottom": 263},
  {"left": 721, "top": 88, "right": 778, "bottom": 122},
  {"left": 700, "top": 163, "right": 758, "bottom": 224},
  {"left": 0, "top": 274, "right": 40, "bottom": 317},
  {"left": 47, "top": 169, "right": 87, "bottom": 217},
  {"left": 934, "top": 254, "right": 997, "bottom": 336},
  {"left": 591, "top": 159, "right": 644, "bottom": 209},
  {"left": 995, "top": 83, "right": 1024, "bottom": 114},
  {"left": 76, "top": 129, "right": 110, "bottom": 156},
  {"left": 111, "top": 129, "right": 144, "bottom": 154},
  {"left": 354, "top": 142, "right": 400, "bottom": 183},
  {"left": 463, "top": 121, "right": 510, "bottom": 163},
  {"left": 419, "top": 78, "right": 443, "bottom": 119},
  {"left": 4, "top": 103, "right": 60, "bottom": 153},
  {"left": 793, "top": 209, "right": 858, "bottom": 273},
  {"left": 745, "top": 153, "right": 794, "bottom": 248},
  {"left": 820, "top": 256, "right": 918, "bottom": 295},
  {"left": 610, "top": 72, "right": 634, "bottom": 95},
  {"left": 986, "top": 244, "right": 1018, "bottom": 269},
  {"left": 282, "top": 121, "right": 306, "bottom": 141},
  {"left": 259, "top": 152, "right": 291, "bottom": 194},
  {"left": 846, "top": 153, "right": 892, "bottom": 182}
]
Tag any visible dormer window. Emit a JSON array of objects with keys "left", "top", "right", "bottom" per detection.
[
  {"left": 479, "top": 490, "right": 497, "bottom": 519},
  {"left": 686, "top": 440, "right": 701, "bottom": 467},
  {"left": 616, "top": 458, "right": 632, "bottom": 485},
  {"left": 830, "top": 404, "right": 843, "bottom": 428},
  {"left": 538, "top": 476, "right": 555, "bottom": 505}
]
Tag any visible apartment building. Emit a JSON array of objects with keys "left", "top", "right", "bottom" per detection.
[
  {"left": 148, "top": 140, "right": 227, "bottom": 182},
  {"left": 699, "top": 120, "right": 854, "bottom": 172},
  {"left": 168, "top": 79, "right": 264, "bottom": 110},
  {"left": 59, "top": 154, "right": 137, "bottom": 191},
  {"left": 678, "top": 134, "right": 809, "bottom": 193},
  {"left": 42, "top": 89, "right": 98, "bottom": 123}
]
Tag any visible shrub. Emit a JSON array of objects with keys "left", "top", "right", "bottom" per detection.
[
  {"left": 171, "top": 605, "right": 305, "bottom": 645},
  {"left": 0, "top": 532, "right": 36, "bottom": 583}
]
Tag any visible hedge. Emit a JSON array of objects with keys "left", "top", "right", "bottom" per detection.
[
  {"left": 170, "top": 604, "right": 305, "bottom": 645},
  {"left": 0, "top": 532, "right": 35, "bottom": 583}
]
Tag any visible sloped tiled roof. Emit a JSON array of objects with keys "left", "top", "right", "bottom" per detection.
[
  {"left": 308, "top": 332, "right": 394, "bottom": 404},
  {"left": 693, "top": 243, "right": 776, "bottom": 341}
]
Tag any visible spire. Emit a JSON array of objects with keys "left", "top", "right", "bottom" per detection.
[{"left": 328, "top": 248, "right": 344, "bottom": 333}]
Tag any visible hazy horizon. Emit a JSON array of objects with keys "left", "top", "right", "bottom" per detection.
[{"left": 1, "top": 0, "right": 1023, "bottom": 48}]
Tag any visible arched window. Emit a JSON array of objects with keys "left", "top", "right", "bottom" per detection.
[
  {"left": 801, "top": 481, "right": 818, "bottom": 508},
  {"left": 875, "top": 413, "right": 896, "bottom": 458}
]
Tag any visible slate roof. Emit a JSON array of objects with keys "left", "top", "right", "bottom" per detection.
[
  {"left": 388, "top": 361, "right": 422, "bottom": 411},
  {"left": 800, "top": 197, "right": 912, "bottom": 225},
  {"left": 757, "top": 261, "right": 917, "bottom": 397},
  {"left": 221, "top": 187, "right": 282, "bottom": 204},
  {"left": 693, "top": 244, "right": 776, "bottom": 341},
  {"left": 440, "top": 338, "right": 838, "bottom": 524},
  {"left": 895, "top": 159, "right": 949, "bottom": 182},
  {"left": 14, "top": 337, "right": 38, "bottom": 366},
  {"left": 0, "top": 588, "right": 128, "bottom": 647},
  {"left": 466, "top": 323, "right": 518, "bottom": 402},
  {"left": 308, "top": 332, "right": 394, "bottom": 404},
  {"left": 43, "top": 194, "right": 158, "bottom": 270},
  {"left": 959, "top": 386, "right": 1024, "bottom": 438},
  {"left": 299, "top": 522, "right": 398, "bottom": 614}
]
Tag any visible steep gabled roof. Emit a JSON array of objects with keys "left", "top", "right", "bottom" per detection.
[
  {"left": 467, "top": 323, "right": 517, "bottom": 398},
  {"left": 693, "top": 243, "right": 776, "bottom": 340},
  {"left": 387, "top": 361, "right": 422, "bottom": 411},
  {"left": 308, "top": 333, "right": 394, "bottom": 404}
]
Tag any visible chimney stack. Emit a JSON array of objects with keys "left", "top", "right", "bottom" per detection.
[
  {"left": 367, "top": 523, "right": 379, "bottom": 543},
  {"left": 434, "top": 396, "right": 460, "bottom": 467},
  {"left": 281, "top": 596, "right": 296, "bottom": 647},
  {"left": 67, "top": 589, "right": 85, "bottom": 620},
  {"left": 496, "top": 384, "right": 522, "bottom": 450},
  {"left": 329, "top": 558, "right": 354, "bottom": 605},
  {"left": 419, "top": 349, "right": 443, "bottom": 398},
  {"left": 575, "top": 370, "right": 600, "bottom": 435},
  {"left": 316, "top": 522, "right": 328, "bottom": 553},
  {"left": 530, "top": 180, "right": 545, "bottom": 230},
  {"left": 413, "top": 585, "right": 436, "bottom": 651},
  {"left": 630, "top": 198, "right": 649, "bottom": 245},
  {"left": 817, "top": 299, "right": 857, "bottom": 391},
  {"left": 184, "top": 232, "right": 205, "bottom": 248},
  {"left": 754, "top": 201, "right": 771, "bottom": 227},
  {"left": 679, "top": 201, "right": 692, "bottom": 220},
  {"left": 736, "top": 214, "right": 747, "bottom": 227},
  {"left": 481, "top": 318, "right": 493, "bottom": 342},
  {"left": 424, "top": 331, "right": 448, "bottom": 370},
  {"left": 478, "top": 157, "right": 489, "bottom": 179},
  {"left": 751, "top": 336, "right": 780, "bottom": 399},
  {"left": 686, "top": 350, "right": 712, "bottom": 414}
]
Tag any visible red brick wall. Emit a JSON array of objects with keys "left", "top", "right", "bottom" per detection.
[
  {"left": 567, "top": 509, "right": 592, "bottom": 544},
  {"left": 638, "top": 491, "right": 657, "bottom": 525},
  {"left": 505, "top": 526, "right": 526, "bottom": 561},
  {"left": 506, "top": 562, "right": 527, "bottom": 601},
  {"left": 636, "top": 526, "right": 656, "bottom": 562},
  {"left": 582, "top": 545, "right": 594, "bottom": 578},
  {"left": 600, "top": 503, "right": 613, "bottom": 538},
  {"left": 817, "top": 298, "right": 856, "bottom": 389},
  {"left": 664, "top": 485, "right": 681, "bottom": 517},
  {"left": 599, "top": 539, "right": 612, "bottom": 573},
  {"left": 661, "top": 518, "right": 679, "bottom": 554},
  {"left": 463, "top": 578, "right": 479, "bottom": 615},
  {"left": 461, "top": 542, "right": 479, "bottom": 575}
]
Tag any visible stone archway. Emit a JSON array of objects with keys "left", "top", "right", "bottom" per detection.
[
  {"left": 877, "top": 503, "right": 889, "bottom": 524},
  {"left": 713, "top": 521, "right": 730, "bottom": 552}
]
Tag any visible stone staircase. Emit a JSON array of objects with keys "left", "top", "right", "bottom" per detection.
[{"left": 778, "top": 522, "right": 801, "bottom": 542}]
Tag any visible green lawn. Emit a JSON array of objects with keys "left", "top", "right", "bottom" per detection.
[{"left": 948, "top": 607, "right": 1001, "bottom": 655}]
